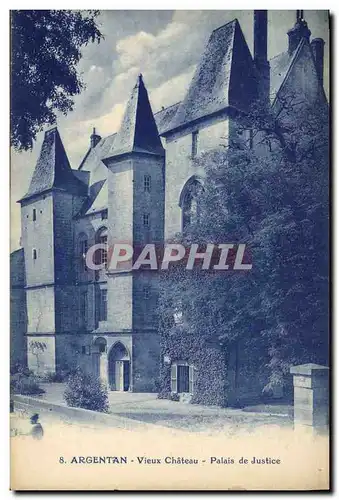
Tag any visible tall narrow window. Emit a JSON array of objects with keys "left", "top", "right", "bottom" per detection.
[
  {"left": 191, "top": 131, "right": 199, "bottom": 158},
  {"left": 249, "top": 129, "right": 254, "bottom": 149},
  {"left": 32, "top": 248, "right": 37, "bottom": 260},
  {"left": 32, "top": 209, "right": 36, "bottom": 221},
  {"left": 99, "top": 289, "right": 107, "bottom": 321},
  {"left": 171, "top": 361, "right": 196, "bottom": 394},
  {"left": 80, "top": 291, "right": 88, "bottom": 327},
  {"left": 143, "top": 286, "right": 151, "bottom": 300},
  {"left": 143, "top": 213, "right": 150, "bottom": 228},
  {"left": 95, "top": 227, "right": 108, "bottom": 267},
  {"left": 101, "top": 209, "right": 108, "bottom": 220},
  {"left": 79, "top": 235, "right": 88, "bottom": 272},
  {"left": 144, "top": 175, "right": 151, "bottom": 192}
]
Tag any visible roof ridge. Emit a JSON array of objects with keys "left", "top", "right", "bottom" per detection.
[
  {"left": 272, "top": 37, "right": 306, "bottom": 107},
  {"left": 154, "top": 101, "right": 181, "bottom": 115},
  {"left": 211, "top": 18, "right": 237, "bottom": 34}
]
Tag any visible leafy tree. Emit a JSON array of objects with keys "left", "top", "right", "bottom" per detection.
[
  {"left": 159, "top": 93, "right": 329, "bottom": 395},
  {"left": 11, "top": 10, "right": 103, "bottom": 150}
]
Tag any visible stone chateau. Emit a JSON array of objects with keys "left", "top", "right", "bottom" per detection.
[{"left": 11, "top": 11, "right": 328, "bottom": 402}]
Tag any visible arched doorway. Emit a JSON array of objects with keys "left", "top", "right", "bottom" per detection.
[{"left": 108, "top": 342, "right": 130, "bottom": 391}]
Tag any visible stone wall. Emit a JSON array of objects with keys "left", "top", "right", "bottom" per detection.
[
  {"left": 20, "top": 193, "right": 55, "bottom": 286},
  {"left": 164, "top": 113, "right": 229, "bottom": 240},
  {"left": 10, "top": 249, "right": 27, "bottom": 369}
]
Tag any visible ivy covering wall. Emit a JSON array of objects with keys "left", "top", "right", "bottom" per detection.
[{"left": 158, "top": 324, "right": 228, "bottom": 407}]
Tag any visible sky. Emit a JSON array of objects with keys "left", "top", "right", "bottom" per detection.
[{"left": 10, "top": 10, "right": 330, "bottom": 251}]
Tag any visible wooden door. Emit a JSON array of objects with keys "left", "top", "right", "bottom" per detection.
[
  {"left": 115, "top": 361, "right": 124, "bottom": 391},
  {"left": 123, "top": 361, "right": 130, "bottom": 391}
]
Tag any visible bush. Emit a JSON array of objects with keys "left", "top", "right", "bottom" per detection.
[
  {"left": 170, "top": 393, "right": 180, "bottom": 402},
  {"left": 10, "top": 370, "right": 45, "bottom": 396},
  {"left": 157, "top": 390, "right": 171, "bottom": 400},
  {"left": 10, "top": 363, "right": 32, "bottom": 377},
  {"left": 64, "top": 369, "right": 109, "bottom": 413}
]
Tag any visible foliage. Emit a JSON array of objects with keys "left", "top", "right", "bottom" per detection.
[
  {"left": 158, "top": 324, "right": 228, "bottom": 406},
  {"left": 11, "top": 10, "right": 103, "bottom": 150},
  {"left": 10, "top": 362, "right": 29, "bottom": 376},
  {"left": 170, "top": 393, "right": 180, "bottom": 402},
  {"left": 10, "top": 365, "right": 45, "bottom": 396},
  {"left": 63, "top": 368, "right": 109, "bottom": 413},
  {"left": 159, "top": 95, "right": 329, "bottom": 399}
]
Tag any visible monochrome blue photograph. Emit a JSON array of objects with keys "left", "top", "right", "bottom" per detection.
[{"left": 10, "top": 9, "right": 330, "bottom": 491}]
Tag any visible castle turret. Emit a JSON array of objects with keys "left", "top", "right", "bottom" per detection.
[
  {"left": 102, "top": 75, "right": 164, "bottom": 391},
  {"left": 19, "top": 127, "right": 87, "bottom": 375}
]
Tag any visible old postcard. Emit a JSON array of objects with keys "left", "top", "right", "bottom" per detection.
[{"left": 10, "top": 9, "right": 330, "bottom": 491}]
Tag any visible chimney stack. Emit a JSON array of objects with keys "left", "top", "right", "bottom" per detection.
[
  {"left": 287, "top": 11, "right": 311, "bottom": 55},
  {"left": 311, "top": 38, "right": 325, "bottom": 86},
  {"left": 90, "top": 127, "right": 101, "bottom": 149},
  {"left": 254, "top": 10, "right": 270, "bottom": 107}
]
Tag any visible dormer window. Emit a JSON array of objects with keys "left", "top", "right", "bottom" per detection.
[{"left": 32, "top": 209, "right": 36, "bottom": 221}]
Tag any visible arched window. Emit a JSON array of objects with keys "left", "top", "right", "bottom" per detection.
[
  {"left": 179, "top": 177, "right": 203, "bottom": 231},
  {"left": 93, "top": 336, "right": 107, "bottom": 353},
  {"left": 95, "top": 227, "right": 108, "bottom": 267},
  {"left": 78, "top": 233, "right": 88, "bottom": 272}
]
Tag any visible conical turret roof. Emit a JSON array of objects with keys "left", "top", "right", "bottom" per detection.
[
  {"left": 20, "top": 127, "right": 87, "bottom": 202},
  {"left": 106, "top": 75, "right": 164, "bottom": 159}
]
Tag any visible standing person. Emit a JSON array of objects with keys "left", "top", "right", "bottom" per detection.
[{"left": 30, "top": 413, "right": 43, "bottom": 440}]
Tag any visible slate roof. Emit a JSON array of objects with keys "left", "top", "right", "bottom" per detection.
[
  {"left": 76, "top": 133, "right": 116, "bottom": 216},
  {"left": 76, "top": 101, "right": 178, "bottom": 216},
  {"left": 76, "top": 19, "right": 322, "bottom": 217},
  {"left": 77, "top": 179, "right": 107, "bottom": 217},
  {"left": 154, "top": 102, "right": 181, "bottom": 132},
  {"left": 163, "top": 19, "right": 257, "bottom": 134},
  {"left": 104, "top": 74, "right": 164, "bottom": 160},
  {"left": 269, "top": 51, "right": 294, "bottom": 102},
  {"left": 269, "top": 36, "right": 324, "bottom": 104},
  {"left": 20, "top": 127, "right": 88, "bottom": 202}
]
